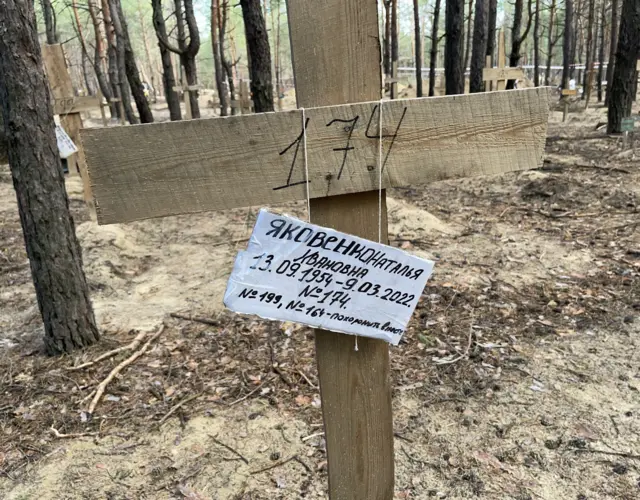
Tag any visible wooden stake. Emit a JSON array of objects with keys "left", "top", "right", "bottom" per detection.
[{"left": 287, "top": 1, "right": 393, "bottom": 498}]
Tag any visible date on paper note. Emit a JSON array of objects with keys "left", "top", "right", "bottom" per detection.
[{"left": 223, "top": 210, "right": 435, "bottom": 345}]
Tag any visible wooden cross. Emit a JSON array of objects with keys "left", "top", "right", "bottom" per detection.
[
  {"left": 81, "top": 1, "right": 549, "bottom": 497},
  {"left": 230, "top": 79, "right": 254, "bottom": 114},
  {"left": 41, "top": 44, "right": 98, "bottom": 205},
  {"left": 172, "top": 73, "right": 201, "bottom": 120},
  {"left": 561, "top": 88, "right": 578, "bottom": 122},
  {"left": 483, "top": 29, "right": 525, "bottom": 91}
]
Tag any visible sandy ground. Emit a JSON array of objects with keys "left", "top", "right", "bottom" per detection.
[{"left": 0, "top": 101, "right": 639, "bottom": 499}]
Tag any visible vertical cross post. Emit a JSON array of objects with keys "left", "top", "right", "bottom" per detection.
[
  {"left": 41, "top": 44, "right": 94, "bottom": 207},
  {"left": 286, "top": 1, "right": 394, "bottom": 498},
  {"left": 497, "top": 28, "right": 506, "bottom": 90},
  {"left": 482, "top": 29, "right": 524, "bottom": 91}
]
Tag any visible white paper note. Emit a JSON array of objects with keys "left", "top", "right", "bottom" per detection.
[
  {"left": 55, "top": 125, "right": 78, "bottom": 159},
  {"left": 224, "top": 209, "right": 435, "bottom": 345}
]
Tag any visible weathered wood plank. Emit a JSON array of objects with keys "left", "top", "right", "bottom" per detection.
[
  {"left": 287, "top": 0, "right": 394, "bottom": 498},
  {"left": 52, "top": 96, "right": 103, "bottom": 115},
  {"left": 482, "top": 67, "right": 525, "bottom": 81},
  {"left": 82, "top": 87, "right": 549, "bottom": 224}
]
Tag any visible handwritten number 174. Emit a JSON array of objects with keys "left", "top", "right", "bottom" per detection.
[{"left": 272, "top": 106, "right": 408, "bottom": 190}]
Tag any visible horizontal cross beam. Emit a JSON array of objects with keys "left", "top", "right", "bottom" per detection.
[
  {"left": 81, "top": 87, "right": 549, "bottom": 225},
  {"left": 482, "top": 67, "right": 525, "bottom": 82},
  {"left": 52, "top": 96, "right": 103, "bottom": 115}
]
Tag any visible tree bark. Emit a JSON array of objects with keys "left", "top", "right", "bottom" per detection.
[
  {"left": 220, "top": 0, "right": 236, "bottom": 114},
  {"left": 463, "top": 0, "right": 473, "bottom": 72},
  {"left": 413, "top": 0, "right": 423, "bottom": 97},
  {"left": 607, "top": 0, "right": 640, "bottom": 133},
  {"left": 0, "top": 0, "right": 100, "bottom": 354},
  {"left": 445, "top": 0, "right": 465, "bottom": 94},
  {"left": 570, "top": 0, "right": 581, "bottom": 79},
  {"left": 429, "top": 0, "right": 442, "bottom": 96},
  {"left": 151, "top": 0, "right": 182, "bottom": 120},
  {"left": 107, "top": 0, "right": 136, "bottom": 124},
  {"left": 533, "top": 0, "right": 541, "bottom": 86},
  {"left": 87, "top": 0, "right": 114, "bottom": 115},
  {"left": 597, "top": 0, "right": 606, "bottom": 101},
  {"left": 212, "top": 0, "right": 228, "bottom": 116},
  {"left": 391, "top": 0, "right": 399, "bottom": 98},
  {"left": 240, "top": 0, "right": 273, "bottom": 112},
  {"left": 177, "top": 0, "right": 201, "bottom": 118},
  {"left": 545, "top": 0, "right": 557, "bottom": 85},
  {"left": 101, "top": 0, "right": 123, "bottom": 120},
  {"left": 41, "top": 0, "right": 58, "bottom": 44},
  {"left": 111, "top": 0, "right": 153, "bottom": 123},
  {"left": 486, "top": 0, "right": 497, "bottom": 64},
  {"left": 562, "top": 0, "right": 574, "bottom": 88},
  {"left": 71, "top": 0, "right": 95, "bottom": 95},
  {"left": 384, "top": 1, "right": 392, "bottom": 76},
  {"left": 470, "top": 0, "right": 488, "bottom": 92},
  {"left": 507, "top": 0, "right": 534, "bottom": 89},
  {"left": 582, "top": 0, "right": 596, "bottom": 101},
  {"left": 605, "top": 0, "right": 619, "bottom": 105}
]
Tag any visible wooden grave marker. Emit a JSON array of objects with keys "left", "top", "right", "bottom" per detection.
[
  {"left": 172, "top": 73, "right": 202, "bottom": 120},
  {"left": 41, "top": 44, "right": 97, "bottom": 205},
  {"left": 483, "top": 29, "right": 525, "bottom": 91},
  {"left": 230, "top": 79, "right": 254, "bottom": 114},
  {"left": 561, "top": 88, "right": 578, "bottom": 122},
  {"left": 80, "top": 1, "right": 549, "bottom": 497}
]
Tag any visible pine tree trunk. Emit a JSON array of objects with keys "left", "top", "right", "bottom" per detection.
[
  {"left": 240, "top": 0, "right": 273, "bottom": 112},
  {"left": 597, "top": 0, "right": 606, "bottom": 101},
  {"left": 101, "top": 0, "right": 122, "bottom": 120},
  {"left": 413, "top": 0, "right": 423, "bottom": 97},
  {"left": 463, "top": 0, "right": 474, "bottom": 72},
  {"left": 220, "top": 0, "right": 236, "bottom": 114},
  {"left": 111, "top": 0, "right": 153, "bottom": 123},
  {"left": 605, "top": 0, "right": 619, "bottom": 105},
  {"left": 507, "top": 0, "right": 533, "bottom": 89},
  {"left": 391, "top": 0, "right": 399, "bottom": 98},
  {"left": 0, "top": 0, "right": 100, "bottom": 354},
  {"left": 109, "top": 0, "right": 137, "bottom": 124},
  {"left": 470, "top": 0, "right": 488, "bottom": 92},
  {"left": 583, "top": 0, "right": 596, "bottom": 101},
  {"left": 445, "top": 0, "right": 465, "bottom": 94},
  {"left": 212, "top": 0, "right": 228, "bottom": 116},
  {"left": 429, "top": 0, "right": 442, "bottom": 96},
  {"left": 533, "top": 0, "right": 540, "bottom": 86},
  {"left": 607, "top": 0, "right": 640, "bottom": 133},
  {"left": 384, "top": 1, "right": 392, "bottom": 76},
  {"left": 486, "top": 0, "right": 497, "bottom": 64},
  {"left": 545, "top": 0, "right": 557, "bottom": 85},
  {"left": 562, "top": 0, "right": 574, "bottom": 88},
  {"left": 88, "top": 0, "right": 114, "bottom": 115},
  {"left": 570, "top": 0, "right": 580, "bottom": 79},
  {"left": 179, "top": 0, "right": 201, "bottom": 118},
  {"left": 151, "top": 0, "right": 182, "bottom": 120},
  {"left": 41, "top": 0, "right": 58, "bottom": 44}
]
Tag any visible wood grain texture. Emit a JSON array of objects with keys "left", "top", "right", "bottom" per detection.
[
  {"left": 52, "top": 96, "right": 103, "bottom": 115},
  {"left": 482, "top": 67, "right": 524, "bottom": 81},
  {"left": 41, "top": 44, "right": 93, "bottom": 206},
  {"left": 311, "top": 193, "right": 394, "bottom": 500},
  {"left": 285, "top": 0, "right": 381, "bottom": 107},
  {"left": 82, "top": 87, "right": 549, "bottom": 224},
  {"left": 287, "top": 0, "right": 393, "bottom": 498}
]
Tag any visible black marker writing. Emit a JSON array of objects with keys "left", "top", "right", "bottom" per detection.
[
  {"left": 365, "top": 105, "right": 408, "bottom": 172},
  {"left": 326, "top": 116, "right": 359, "bottom": 179},
  {"left": 273, "top": 117, "right": 311, "bottom": 191}
]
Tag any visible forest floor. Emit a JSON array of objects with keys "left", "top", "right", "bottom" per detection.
[{"left": 0, "top": 101, "right": 639, "bottom": 499}]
